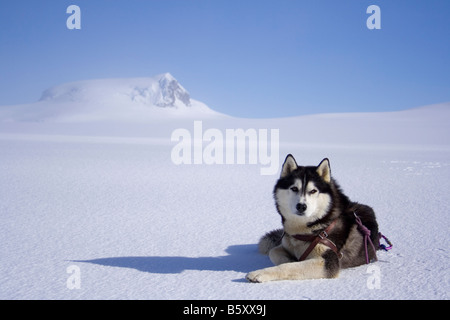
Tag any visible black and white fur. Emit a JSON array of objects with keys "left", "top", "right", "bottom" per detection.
[{"left": 246, "top": 154, "right": 379, "bottom": 283}]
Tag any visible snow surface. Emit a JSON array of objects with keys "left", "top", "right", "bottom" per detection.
[{"left": 0, "top": 79, "right": 449, "bottom": 299}]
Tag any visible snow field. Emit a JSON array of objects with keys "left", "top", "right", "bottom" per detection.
[{"left": 0, "top": 114, "right": 449, "bottom": 299}]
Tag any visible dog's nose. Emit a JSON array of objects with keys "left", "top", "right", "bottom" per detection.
[{"left": 296, "top": 203, "right": 307, "bottom": 213}]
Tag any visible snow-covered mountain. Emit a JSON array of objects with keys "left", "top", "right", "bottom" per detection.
[
  {"left": 0, "top": 73, "right": 225, "bottom": 122},
  {"left": 39, "top": 73, "right": 191, "bottom": 108}
]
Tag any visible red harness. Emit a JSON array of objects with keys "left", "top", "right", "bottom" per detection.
[
  {"left": 291, "top": 219, "right": 343, "bottom": 261},
  {"left": 292, "top": 213, "right": 392, "bottom": 263}
]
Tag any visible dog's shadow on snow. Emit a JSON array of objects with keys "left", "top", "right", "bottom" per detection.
[{"left": 73, "top": 244, "right": 272, "bottom": 278}]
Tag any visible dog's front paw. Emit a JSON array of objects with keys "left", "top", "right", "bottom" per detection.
[{"left": 246, "top": 269, "right": 274, "bottom": 283}]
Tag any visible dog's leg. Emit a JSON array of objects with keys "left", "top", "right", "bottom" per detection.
[
  {"left": 247, "top": 251, "right": 340, "bottom": 283},
  {"left": 268, "top": 245, "right": 296, "bottom": 265},
  {"left": 247, "top": 258, "right": 326, "bottom": 283}
]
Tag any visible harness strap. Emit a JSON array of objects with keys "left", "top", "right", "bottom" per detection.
[
  {"left": 354, "top": 212, "right": 377, "bottom": 264},
  {"left": 292, "top": 214, "right": 392, "bottom": 264},
  {"left": 379, "top": 233, "right": 393, "bottom": 251},
  {"left": 292, "top": 219, "right": 342, "bottom": 261}
]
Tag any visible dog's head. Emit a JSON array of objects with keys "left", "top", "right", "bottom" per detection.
[{"left": 273, "top": 154, "right": 333, "bottom": 225}]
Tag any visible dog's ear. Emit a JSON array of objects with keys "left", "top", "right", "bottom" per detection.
[
  {"left": 316, "top": 158, "right": 331, "bottom": 183},
  {"left": 280, "top": 154, "right": 298, "bottom": 178}
]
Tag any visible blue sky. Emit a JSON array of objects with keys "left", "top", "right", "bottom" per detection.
[{"left": 0, "top": 0, "right": 449, "bottom": 118}]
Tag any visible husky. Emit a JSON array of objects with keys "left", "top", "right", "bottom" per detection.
[{"left": 246, "top": 154, "right": 380, "bottom": 283}]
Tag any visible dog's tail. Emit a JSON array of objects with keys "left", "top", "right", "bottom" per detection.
[{"left": 258, "top": 229, "right": 284, "bottom": 255}]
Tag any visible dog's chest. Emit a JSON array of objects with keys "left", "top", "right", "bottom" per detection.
[{"left": 283, "top": 234, "right": 327, "bottom": 260}]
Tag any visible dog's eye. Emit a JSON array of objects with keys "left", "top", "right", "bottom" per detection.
[
  {"left": 309, "top": 189, "right": 318, "bottom": 195},
  {"left": 290, "top": 186, "right": 299, "bottom": 193}
]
